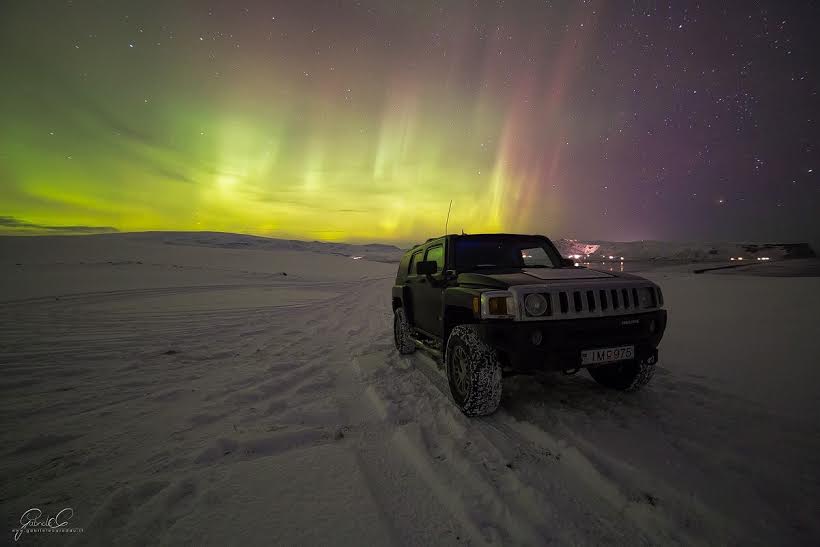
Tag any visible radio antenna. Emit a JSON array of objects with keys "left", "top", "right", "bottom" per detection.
[{"left": 444, "top": 200, "right": 453, "bottom": 234}]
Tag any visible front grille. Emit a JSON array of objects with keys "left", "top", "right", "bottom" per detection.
[
  {"left": 559, "top": 292, "right": 569, "bottom": 314},
  {"left": 512, "top": 280, "right": 662, "bottom": 321},
  {"left": 586, "top": 290, "right": 596, "bottom": 312}
]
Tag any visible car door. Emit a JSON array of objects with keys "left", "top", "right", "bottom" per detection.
[
  {"left": 413, "top": 243, "right": 446, "bottom": 337},
  {"left": 405, "top": 249, "right": 425, "bottom": 328}
]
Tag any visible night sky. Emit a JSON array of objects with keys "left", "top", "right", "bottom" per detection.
[{"left": 1, "top": 1, "right": 817, "bottom": 244}]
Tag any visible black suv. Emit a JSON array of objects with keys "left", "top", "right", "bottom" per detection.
[{"left": 392, "top": 233, "right": 667, "bottom": 416}]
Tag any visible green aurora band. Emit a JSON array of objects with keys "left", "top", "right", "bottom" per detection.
[{"left": 0, "top": 2, "right": 579, "bottom": 242}]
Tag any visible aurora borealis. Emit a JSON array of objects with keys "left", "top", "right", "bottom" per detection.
[{"left": 1, "top": 1, "right": 817, "bottom": 244}]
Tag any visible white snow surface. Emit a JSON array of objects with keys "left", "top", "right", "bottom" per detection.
[{"left": 1, "top": 233, "right": 818, "bottom": 546}]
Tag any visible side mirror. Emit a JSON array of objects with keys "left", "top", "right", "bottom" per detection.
[
  {"left": 561, "top": 258, "right": 575, "bottom": 267},
  {"left": 416, "top": 260, "right": 438, "bottom": 275}
]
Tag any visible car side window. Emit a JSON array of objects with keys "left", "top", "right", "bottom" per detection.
[
  {"left": 520, "top": 247, "right": 552, "bottom": 267},
  {"left": 408, "top": 251, "right": 422, "bottom": 275},
  {"left": 425, "top": 245, "right": 444, "bottom": 273}
]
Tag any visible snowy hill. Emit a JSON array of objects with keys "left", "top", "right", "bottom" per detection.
[
  {"left": 92, "top": 231, "right": 405, "bottom": 263},
  {"left": 555, "top": 238, "right": 815, "bottom": 262},
  {"left": 16, "top": 232, "right": 815, "bottom": 265}
]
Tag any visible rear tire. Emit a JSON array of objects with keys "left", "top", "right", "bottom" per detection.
[
  {"left": 445, "top": 325, "right": 502, "bottom": 416},
  {"left": 588, "top": 355, "right": 655, "bottom": 391},
  {"left": 393, "top": 308, "right": 416, "bottom": 354}
]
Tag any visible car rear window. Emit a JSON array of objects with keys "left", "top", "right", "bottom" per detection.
[{"left": 408, "top": 251, "right": 422, "bottom": 274}]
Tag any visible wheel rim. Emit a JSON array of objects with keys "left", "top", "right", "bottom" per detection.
[{"left": 451, "top": 345, "right": 469, "bottom": 398}]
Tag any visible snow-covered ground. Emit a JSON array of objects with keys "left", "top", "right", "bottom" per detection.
[{"left": 1, "top": 233, "right": 818, "bottom": 546}]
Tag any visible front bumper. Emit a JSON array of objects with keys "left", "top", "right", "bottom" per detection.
[{"left": 474, "top": 310, "right": 667, "bottom": 372}]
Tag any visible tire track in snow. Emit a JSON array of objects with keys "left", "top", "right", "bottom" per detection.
[
  {"left": 348, "top": 279, "right": 695, "bottom": 545},
  {"left": 340, "top": 287, "right": 569, "bottom": 544}
]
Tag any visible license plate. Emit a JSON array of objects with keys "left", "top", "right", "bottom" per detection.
[{"left": 581, "top": 345, "right": 634, "bottom": 365}]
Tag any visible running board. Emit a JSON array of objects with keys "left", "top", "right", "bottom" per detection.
[{"left": 411, "top": 337, "right": 443, "bottom": 360}]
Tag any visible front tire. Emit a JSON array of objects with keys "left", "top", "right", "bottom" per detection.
[
  {"left": 445, "top": 325, "right": 502, "bottom": 416},
  {"left": 587, "top": 354, "right": 655, "bottom": 391},
  {"left": 393, "top": 308, "right": 416, "bottom": 355}
]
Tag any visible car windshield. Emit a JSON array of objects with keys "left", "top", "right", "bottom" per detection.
[{"left": 453, "top": 235, "right": 562, "bottom": 271}]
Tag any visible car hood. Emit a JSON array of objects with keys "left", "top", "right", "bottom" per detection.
[{"left": 457, "top": 268, "right": 647, "bottom": 289}]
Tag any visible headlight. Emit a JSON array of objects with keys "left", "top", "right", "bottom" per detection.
[
  {"left": 524, "top": 293, "right": 549, "bottom": 316},
  {"left": 636, "top": 287, "right": 655, "bottom": 308},
  {"left": 480, "top": 291, "right": 514, "bottom": 319}
]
